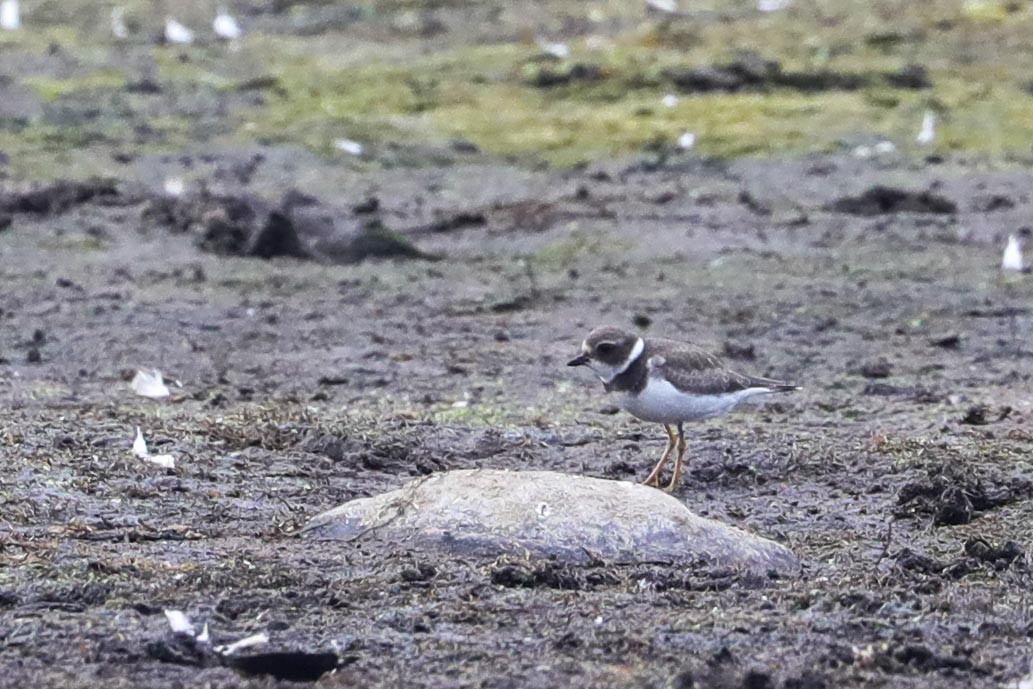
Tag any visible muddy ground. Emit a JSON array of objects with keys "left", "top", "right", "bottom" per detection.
[
  {"left": 3, "top": 149, "right": 1033, "bottom": 689},
  {"left": 3, "top": 1, "right": 1033, "bottom": 688}
]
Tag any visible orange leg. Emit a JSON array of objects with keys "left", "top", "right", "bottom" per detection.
[
  {"left": 664, "top": 424, "right": 687, "bottom": 493},
  {"left": 643, "top": 425, "right": 676, "bottom": 487}
]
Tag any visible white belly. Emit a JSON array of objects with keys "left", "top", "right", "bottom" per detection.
[{"left": 616, "top": 377, "right": 773, "bottom": 424}]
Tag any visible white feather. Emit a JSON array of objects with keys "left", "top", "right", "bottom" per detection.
[
  {"left": 646, "top": 0, "right": 678, "bottom": 13},
  {"left": 132, "top": 427, "right": 176, "bottom": 469},
  {"left": 196, "top": 624, "right": 210, "bottom": 645},
  {"left": 146, "top": 454, "right": 176, "bottom": 469},
  {"left": 537, "top": 40, "right": 569, "bottom": 59},
  {"left": 131, "top": 369, "right": 170, "bottom": 399},
  {"left": 132, "top": 427, "right": 149, "bottom": 458},
  {"left": 163, "top": 177, "right": 185, "bottom": 197},
  {"left": 164, "top": 610, "right": 195, "bottom": 635},
  {"left": 0, "top": 0, "right": 20, "bottom": 31},
  {"left": 1006, "top": 661, "right": 1033, "bottom": 689},
  {"left": 213, "top": 9, "right": 242, "bottom": 40},
  {"left": 916, "top": 111, "right": 936, "bottom": 145},
  {"left": 111, "top": 7, "right": 128, "bottom": 39},
  {"left": 757, "top": 0, "right": 793, "bottom": 11},
  {"left": 335, "top": 138, "right": 364, "bottom": 156},
  {"left": 217, "top": 632, "right": 270, "bottom": 655},
  {"left": 165, "top": 17, "right": 194, "bottom": 45},
  {"left": 1003, "top": 234, "right": 1024, "bottom": 272}
]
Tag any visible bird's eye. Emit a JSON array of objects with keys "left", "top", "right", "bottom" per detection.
[{"left": 596, "top": 342, "right": 616, "bottom": 355}]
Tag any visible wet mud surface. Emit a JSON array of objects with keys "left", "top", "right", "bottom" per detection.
[{"left": 2, "top": 148, "right": 1032, "bottom": 688}]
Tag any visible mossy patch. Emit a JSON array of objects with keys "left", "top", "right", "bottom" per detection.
[
  {"left": 234, "top": 21, "right": 1033, "bottom": 165},
  {"left": 23, "top": 70, "right": 127, "bottom": 101},
  {"left": 4, "top": 0, "right": 1033, "bottom": 173}
]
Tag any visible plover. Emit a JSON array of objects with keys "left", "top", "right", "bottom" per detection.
[{"left": 568, "top": 326, "right": 797, "bottom": 491}]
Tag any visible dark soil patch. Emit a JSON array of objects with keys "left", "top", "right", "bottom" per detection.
[
  {"left": 827, "top": 185, "right": 957, "bottom": 215},
  {"left": 959, "top": 405, "right": 1012, "bottom": 426},
  {"left": 143, "top": 190, "right": 432, "bottom": 263},
  {"left": 245, "top": 210, "right": 311, "bottom": 259},
  {"left": 227, "top": 651, "right": 340, "bottom": 682},
  {"left": 0, "top": 178, "right": 120, "bottom": 215},
  {"left": 896, "top": 466, "right": 1032, "bottom": 526},
  {"left": 527, "top": 63, "right": 607, "bottom": 88},
  {"left": 663, "top": 56, "right": 932, "bottom": 94}
]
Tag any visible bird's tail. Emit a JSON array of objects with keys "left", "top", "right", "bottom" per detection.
[{"left": 750, "top": 377, "right": 800, "bottom": 393}]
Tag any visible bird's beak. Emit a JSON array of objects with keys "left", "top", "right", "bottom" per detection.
[{"left": 567, "top": 353, "right": 590, "bottom": 367}]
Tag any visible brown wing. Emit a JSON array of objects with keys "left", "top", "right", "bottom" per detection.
[{"left": 646, "top": 338, "right": 786, "bottom": 395}]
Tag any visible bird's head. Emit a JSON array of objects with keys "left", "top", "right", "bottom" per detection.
[{"left": 567, "top": 326, "right": 644, "bottom": 383}]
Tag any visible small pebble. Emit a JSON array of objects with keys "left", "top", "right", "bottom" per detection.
[
  {"left": 858, "top": 360, "right": 892, "bottom": 379},
  {"left": 353, "top": 196, "right": 380, "bottom": 214},
  {"left": 632, "top": 313, "right": 652, "bottom": 328},
  {"left": 930, "top": 334, "right": 961, "bottom": 349}
]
